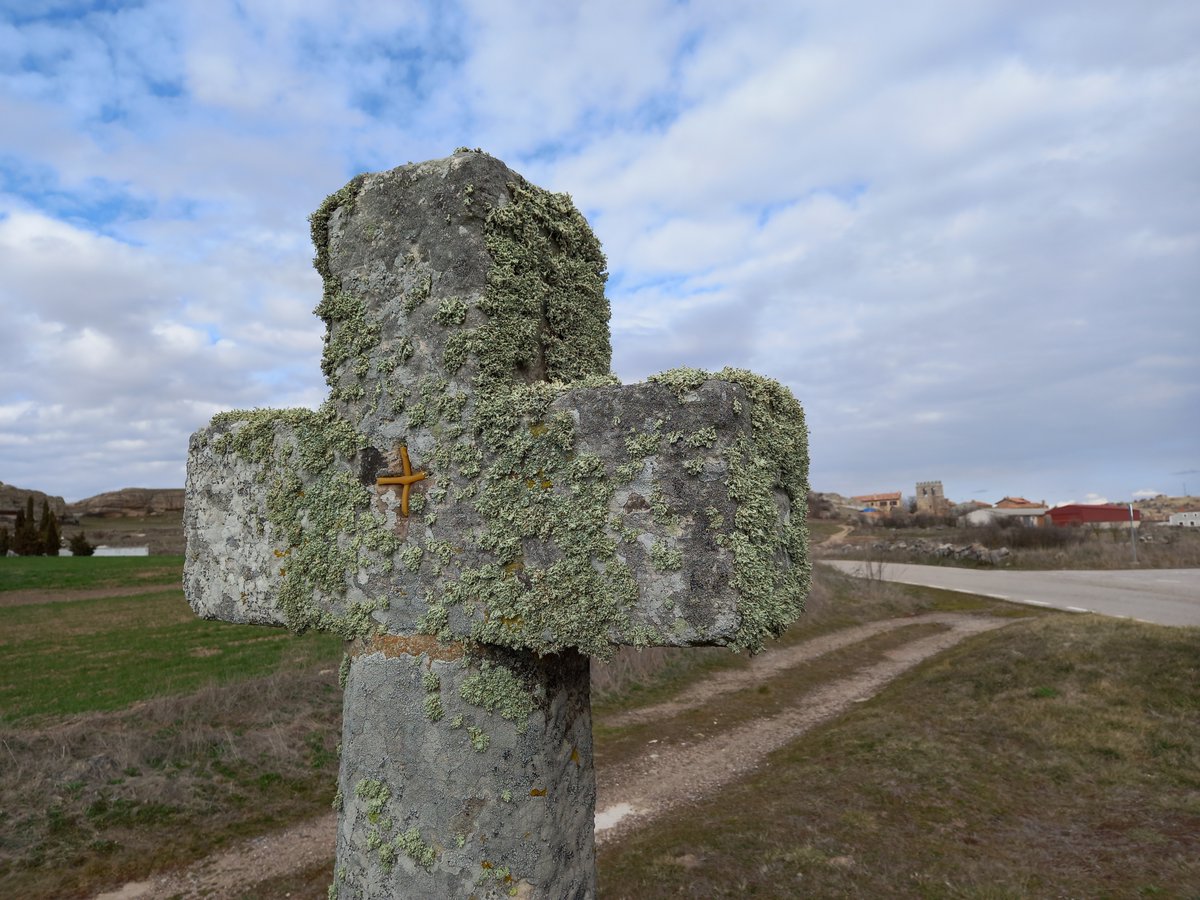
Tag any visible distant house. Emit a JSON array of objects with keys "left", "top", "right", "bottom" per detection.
[
  {"left": 852, "top": 492, "right": 902, "bottom": 515},
  {"left": 964, "top": 506, "right": 1048, "bottom": 528},
  {"left": 1168, "top": 511, "right": 1200, "bottom": 527},
  {"left": 93, "top": 546, "right": 151, "bottom": 557},
  {"left": 1045, "top": 505, "right": 1140, "bottom": 528},
  {"left": 995, "top": 496, "right": 1045, "bottom": 509}
]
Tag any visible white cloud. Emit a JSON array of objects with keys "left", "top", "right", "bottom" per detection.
[{"left": 0, "top": 0, "right": 1196, "bottom": 504}]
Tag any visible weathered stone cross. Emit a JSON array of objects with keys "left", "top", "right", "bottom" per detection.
[{"left": 184, "top": 150, "right": 809, "bottom": 899}]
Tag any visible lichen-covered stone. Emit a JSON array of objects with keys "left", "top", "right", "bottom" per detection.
[
  {"left": 183, "top": 149, "right": 810, "bottom": 899},
  {"left": 184, "top": 150, "right": 809, "bottom": 656},
  {"left": 336, "top": 641, "right": 594, "bottom": 898}
]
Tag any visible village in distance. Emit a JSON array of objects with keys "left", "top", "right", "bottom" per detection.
[{"left": 2, "top": 477, "right": 1198, "bottom": 560}]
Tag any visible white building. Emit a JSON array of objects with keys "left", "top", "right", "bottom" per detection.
[
  {"left": 1168, "top": 511, "right": 1200, "bottom": 527},
  {"left": 962, "top": 507, "right": 1048, "bottom": 528}
]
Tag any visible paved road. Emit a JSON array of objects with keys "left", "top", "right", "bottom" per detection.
[{"left": 820, "top": 560, "right": 1200, "bottom": 627}]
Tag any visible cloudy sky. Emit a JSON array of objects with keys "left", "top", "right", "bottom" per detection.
[{"left": 1, "top": 0, "right": 1197, "bottom": 508}]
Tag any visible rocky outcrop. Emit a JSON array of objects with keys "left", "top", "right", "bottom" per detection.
[
  {"left": 70, "top": 488, "right": 185, "bottom": 518},
  {"left": 0, "top": 481, "right": 68, "bottom": 519},
  {"left": 832, "top": 538, "right": 1012, "bottom": 566}
]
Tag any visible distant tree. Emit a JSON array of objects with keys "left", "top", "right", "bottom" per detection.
[
  {"left": 38, "top": 499, "right": 61, "bottom": 556},
  {"left": 0, "top": 525, "right": 9, "bottom": 555},
  {"left": 12, "top": 501, "right": 39, "bottom": 555},
  {"left": 69, "top": 531, "right": 95, "bottom": 556}
]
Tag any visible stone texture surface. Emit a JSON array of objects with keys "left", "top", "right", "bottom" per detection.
[
  {"left": 185, "top": 150, "right": 806, "bottom": 654},
  {"left": 335, "top": 644, "right": 594, "bottom": 899},
  {"left": 184, "top": 377, "right": 778, "bottom": 646}
]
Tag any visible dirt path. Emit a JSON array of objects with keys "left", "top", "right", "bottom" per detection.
[
  {"left": 609, "top": 612, "right": 966, "bottom": 727},
  {"left": 92, "top": 813, "right": 337, "bottom": 900},
  {"left": 593, "top": 613, "right": 1007, "bottom": 844},
  {"left": 90, "top": 612, "right": 1006, "bottom": 898},
  {"left": 0, "top": 583, "right": 179, "bottom": 608},
  {"left": 819, "top": 523, "right": 854, "bottom": 547}
]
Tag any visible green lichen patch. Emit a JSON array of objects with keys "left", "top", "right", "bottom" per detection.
[
  {"left": 208, "top": 406, "right": 399, "bottom": 638},
  {"left": 646, "top": 366, "right": 811, "bottom": 652},
  {"left": 467, "top": 726, "right": 490, "bottom": 752},
  {"left": 650, "top": 541, "right": 683, "bottom": 572},
  {"left": 422, "top": 670, "right": 444, "bottom": 722},
  {"left": 434, "top": 297, "right": 469, "bottom": 327},
  {"left": 685, "top": 426, "right": 718, "bottom": 449},
  {"left": 647, "top": 366, "right": 711, "bottom": 399},
  {"left": 395, "top": 827, "right": 437, "bottom": 870},
  {"left": 314, "top": 291, "right": 381, "bottom": 391},
  {"left": 713, "top": 368, "right": 809, "bottom": 651},
  {"left": 461, "top": 177, "right": 612, "bottom": 391},
  {"left": 423, "top": 693, "right": 445, "bottom": 722},
  {"left": 310, "top": 174, "right": 367, "bottom": 292},
  {"left": 459, "top": 660, "right": 539, "bottom": 734},
  {"left": 354, "top": 778, "right": 391, "bottom": 822}
]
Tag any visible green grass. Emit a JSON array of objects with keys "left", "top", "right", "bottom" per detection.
[
  {"left": 0, "top": 589, "right": 341, "bottom": 721},
  {"left": 0, "top": 555, "right": 345, "bottom": 897},
  {"left": 0, "top": 555, "right": 184, "bottom": 592},
  {"left": 806, "top": 520, "right": 844, "bottom": 542},
  {"left": 597, "top": 614, "right": 1200, "bottom": 898}
]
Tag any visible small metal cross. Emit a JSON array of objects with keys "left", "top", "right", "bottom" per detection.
[{"left": 375, "top": 446, "right": 426, "bottom": 517}]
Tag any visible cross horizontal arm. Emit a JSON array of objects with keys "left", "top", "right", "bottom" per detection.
[
  {"left": 184, "top": 407, "right": 397, "bottom": 637},
  {"left": 417, "top": 369, "right": 809, "bottom": 656}
]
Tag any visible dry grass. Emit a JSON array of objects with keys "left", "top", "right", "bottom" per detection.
[
  {"left": 0, "top": 665, "right": 343, "bottom": 898},
  {"left": 11, "top": 555, "right": 1186, "bottom": 898},
  {"left": 597, "top": 614, "right": 1200, "bottom": 898},
  {"left": 831, "top": 522, "right": 1200, "bottom": 570},
  {"left": 591, "top": 563, "right": 1022, "bottom": 710}
]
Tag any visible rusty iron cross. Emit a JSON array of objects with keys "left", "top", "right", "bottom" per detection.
[{"left": 375, "top": 446, "right": 427, "bottom": 517}]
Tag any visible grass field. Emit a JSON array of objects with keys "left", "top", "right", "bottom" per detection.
[
  {"left": 0, "top": 590, "right": 341, "bottom": 721},
  {"left": 0, "top": 557, "right": 343, "bottom": 898},
  {"left": 2, "top": 557, "right": 1197, "bottom": 898},
  {"left": 0, "top": 554, "right": 185, "bottom": 593},
  {"left": 598, "top": 613, "right": 1200, "bottom": 898}
]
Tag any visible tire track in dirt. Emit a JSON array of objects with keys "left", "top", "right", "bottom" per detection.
[
  {"left": 90, "top": 613, "right": 1007, "bottom": 898},
  {"left": 609, "top": 612, "right": 971, "bottom": 727},
  {"left": 594, "top": 613, "right": 1008, "bottom": 844}
]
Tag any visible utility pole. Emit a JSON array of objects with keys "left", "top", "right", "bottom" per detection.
[{"left": 1129, "top": 502, "right": 1138, "bottom": 565}]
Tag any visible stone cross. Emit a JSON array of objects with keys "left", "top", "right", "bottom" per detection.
[{"left": 184, "top": 150, "right": 810, "bottom": 899}]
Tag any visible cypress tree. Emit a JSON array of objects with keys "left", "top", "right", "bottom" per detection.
[
  {"left": 12, "top": 506, "right": 32, "bottom": 555},
  {"left": 23, "top": 496, "right": 39, "bottom": 554},
  {"left": 39, "top": 501, "right": 61, "bottom": 556},
  {"left": 0, "top": 525, "right": 9, "bottom": 555}
]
